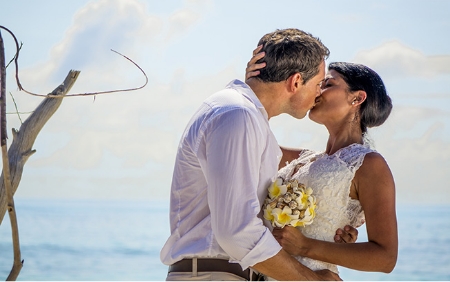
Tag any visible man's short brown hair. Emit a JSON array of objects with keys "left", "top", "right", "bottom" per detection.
[{"left": 256, "top": 28, "right": 329, "bottom": 84}]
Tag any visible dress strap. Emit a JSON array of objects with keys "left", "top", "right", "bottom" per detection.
[{"left": 335, "top": 143, "right": 376, "bottom": 174}]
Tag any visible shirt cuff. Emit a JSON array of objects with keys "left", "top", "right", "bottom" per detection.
[{"left": 230, "top": 228, "right": 282, "bottom": 270}]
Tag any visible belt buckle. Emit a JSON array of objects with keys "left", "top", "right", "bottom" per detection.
[{"left": 250, "top": 270, "right": 266, "bottom": 281}]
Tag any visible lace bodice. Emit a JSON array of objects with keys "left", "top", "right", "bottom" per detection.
[{"left": 277, "top": 143, "right": 375, "bottom": 274}]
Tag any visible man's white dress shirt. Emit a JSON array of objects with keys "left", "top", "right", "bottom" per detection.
[{"left": 160, "top": 79, "right": 283, "bottom": 270}]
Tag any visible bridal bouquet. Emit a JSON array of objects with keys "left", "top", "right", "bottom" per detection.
[{"left": 263, "top": 178, "right": 316, "bottom": 228}]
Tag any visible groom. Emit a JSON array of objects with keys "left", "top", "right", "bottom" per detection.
[{"left": 160, "top": 28, "right": 353, "bottom": 281}]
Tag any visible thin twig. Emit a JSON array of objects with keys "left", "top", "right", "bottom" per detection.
[
  {"left": 0, "top": 26, "right": 148, "bottom": 98},
  {"left": 20, "top": 49, "right": 148, "bottom": 98},
  {"left": 5, "top": 39, "right": 24, "bottom": 123},
  {"left": 0, "top": 26, "right": 21, "bottom": 93},
  {"left": 6, "top": 112, "right": 33, "bottom": 115},
  {"left": 9, "top": 92, "right": 23, "bottom": 124},
  {"left": 5, "top": 42, "right": 22, "bottom": 70}
]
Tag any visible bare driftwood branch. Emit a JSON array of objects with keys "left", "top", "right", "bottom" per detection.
[
  {"left": 1, "top": 145, "right": 22, "bottom": 281},
  {"left": 0, "top": 69, "right": 80, "bottom": 280},
  {"left": 0, "top": 24, "right": 146, "bottom": 281},
  {"left": 1, "top": 29, "right": 23, "bottom": 281},
  {"left": 0, "top": 70, "right": 80, "bottom": 223}
]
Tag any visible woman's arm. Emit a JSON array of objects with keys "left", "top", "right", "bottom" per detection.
[{"left": 273, "top": 152, "right": 398, "bottom": 273}]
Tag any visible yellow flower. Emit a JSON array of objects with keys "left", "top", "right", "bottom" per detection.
[
  {"left": 263, "top": 178, "right": 317, "bottom": 228},
  {"left": 264, "top": 205, "right": 274, "bottom": 222},
  {"left": 271, "top": 206, "right": 298, "bottom": 228},
  {"left": 268, "top": 178, "right": 287, "bottom": 199},
  {"left": 290, "top": 219, "right": 305, "bottom": 227},
  {"left": 308, "top": 195, "right": 317, "bottom": 218},
  {"left": 308, "top": 206, "right": 316, "bottom": 220},
  {"left": 302, "top": 208, "right": 314, "bottom": 225},
  {"left": 295, "top": 192, "right": 307, "bottom": 209},
  {"left": 296, "top": 187, "right": 314, "bottom": 209}
]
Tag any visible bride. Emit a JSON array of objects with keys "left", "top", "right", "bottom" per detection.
[{"left": 246, "top": 52, "right": 398, "bottom": 276}]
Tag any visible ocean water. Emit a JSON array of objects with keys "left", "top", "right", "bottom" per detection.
[{"left": 0, "top": 199, "right": 449, "bottom": 281}]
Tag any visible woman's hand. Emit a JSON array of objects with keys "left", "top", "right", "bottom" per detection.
[
  {"left": 334, "top": 225, "right": 358, "bottom": 243},
  {"left": 245, "top": 45, "right": 266, "bottom": 82}
]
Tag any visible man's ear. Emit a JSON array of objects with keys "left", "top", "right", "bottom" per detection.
[{"left": 287, "top": 73, "right": 303, "bottom": 93}]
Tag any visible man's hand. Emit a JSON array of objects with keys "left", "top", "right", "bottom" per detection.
[
  {"left": 272, "top": 226, "right": 308, "bottom": 256},
  {"left": 315, "top": 269, "right": 342, "bottom": 281},
  {"left": 334, "top": 225, "right": 358, "bottom": 243},
  {"left": 273, "top": 225, "right": 359, "bottom": 257}
]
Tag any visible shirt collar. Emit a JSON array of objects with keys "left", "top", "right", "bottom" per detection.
[{"left": 226, "top": 79, "right": 269, "bottom": 120}]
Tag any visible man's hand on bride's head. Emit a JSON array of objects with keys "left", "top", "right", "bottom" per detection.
[
  {"left": 245, "top": 45, "right": 266, "bottom": 82},
  {"left": 334, "top": 225, "right": 358, "bottom": 243}
]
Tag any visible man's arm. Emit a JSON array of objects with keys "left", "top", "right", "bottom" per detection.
[
  {"left": 204, "top": 109, "right": 340, "bottom": 280},
  {"left": 253, "top": 249, "right": 341, "bottom": 281}
]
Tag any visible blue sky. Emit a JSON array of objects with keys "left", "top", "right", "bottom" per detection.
[{"left": 0, "top": 0, "right": 449, "bottom": 204}]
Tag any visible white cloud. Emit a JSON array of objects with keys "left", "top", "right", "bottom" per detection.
[
  {"left": 3, "top": 0, "right": 218, "bottom": 201},
  {"left": 10, "top": 0, "right": 215, "bottom": 105},
  {"left": 353, "top": 40, "right": 450, "bottom": 78},
  {"left": 7, "top": 0, "right": 218, "bottom": 167},
  {"left": 362, "top": 106, "right": 450, "bottom": 204},
  {"left": 16, "top": 0, "right": 163, "bottom": 93},
  {"left": 166, "top": 10, "right": 200, "bottom": 42},
  {"left": 164, "top": 0, "right": 213, "bottom": 43}
]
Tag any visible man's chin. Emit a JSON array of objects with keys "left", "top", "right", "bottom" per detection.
[{"left": 295, "top": 112, "right": 308, "bottom": 119}]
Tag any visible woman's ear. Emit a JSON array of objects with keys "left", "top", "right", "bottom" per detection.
[{"left": 352, "top": 90, "right": 367, "bottom": 106}]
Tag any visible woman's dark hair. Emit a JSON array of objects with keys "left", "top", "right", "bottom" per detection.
[
  {"left": 329, "top": 62, "right": 392, "bottom": 133},
  {"left": 256, "top": 28, "right": 329, "bottom": 84}
]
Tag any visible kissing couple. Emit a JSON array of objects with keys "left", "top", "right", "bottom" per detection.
[{"left": 161, "top": 28, "right": 397, "bottom": 281}]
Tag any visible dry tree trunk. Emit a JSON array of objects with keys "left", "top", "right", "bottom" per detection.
[
  {"left": 0, "top": 28, "right": 23, "bottom": 281},
  {"left": 0, "top": 70, "right": 80, "bottom": 223},
  {"left": 1, "top": 29, "right": 21, "bottom": 281},
  {"left": 0, "top": 69, "right": 79, "bottom": 280}
]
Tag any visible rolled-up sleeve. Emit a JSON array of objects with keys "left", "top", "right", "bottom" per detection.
[{"left": 203, "top": 107, "right": 282, "bottom": 269}]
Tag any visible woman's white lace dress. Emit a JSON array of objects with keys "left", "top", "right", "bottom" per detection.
[{"left": 276, "top": 143, "right": 375, "bottom": 274}]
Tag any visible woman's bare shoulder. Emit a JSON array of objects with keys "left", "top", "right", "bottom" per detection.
[
  {"left": 360, "top": 152, "right": 390, "bottom": 169},
  {"left": 356, "top": 151, "right": 394, "bottom": 185}
]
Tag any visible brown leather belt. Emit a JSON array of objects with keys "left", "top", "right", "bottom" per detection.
[{"left": 168, "top": 258, "right": 259, "bottom": 280}]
